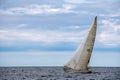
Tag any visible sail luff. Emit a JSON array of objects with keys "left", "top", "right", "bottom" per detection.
[{"left": 64, "top": 16, "right": 97, "bottom": 72}]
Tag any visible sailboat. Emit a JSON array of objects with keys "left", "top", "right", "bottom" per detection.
[{"left": 64, "top": 16, "right": 97, "bottom": 72}]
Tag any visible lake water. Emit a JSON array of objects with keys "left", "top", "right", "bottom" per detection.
[{"left": 0, "top": 51, "right": 120, "bottom": 67}]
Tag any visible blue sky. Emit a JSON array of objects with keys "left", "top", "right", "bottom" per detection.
[{"left": 0, "top": 0, "right": 120, "bottom": 52}]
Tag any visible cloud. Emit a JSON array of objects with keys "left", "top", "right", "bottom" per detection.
[
  {"left": 99, "top": 9, "right": 120, "bottom": 17},
  {"left": 0, "top": 25, "right": 87, "bottom": 46},
  {"left": 65, "top": 0, "right": 94, "bottom": 4},
  {"left": 0, "top": 4, "right": 76, "bottom": 15},
  {"left": 1, "top": 19, "right": 120, "bottom": 48},
  {"left": 97, "top": 19, "right": 120, "bottom": 47},
  {"left": 17, "top": 24, "right": 28, "bottom": 28},
  {"left": 65, "top": 0, "right": 120, "bottom": 4}
]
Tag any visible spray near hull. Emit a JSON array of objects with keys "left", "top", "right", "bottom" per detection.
[{"left": 64, "top": 16, "right": 97, "bottom": 72}]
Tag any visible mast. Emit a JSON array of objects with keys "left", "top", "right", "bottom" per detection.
[{"left": 64, "top": 16, "right": 97, "bottom": 72}]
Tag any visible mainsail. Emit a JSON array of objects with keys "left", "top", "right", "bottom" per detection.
[{"left": 64, "top": 16, "right": 97, "bottom": 72}]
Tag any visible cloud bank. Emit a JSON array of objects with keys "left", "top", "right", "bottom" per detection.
[{"left": 0, "top": 0, "right": 120, "bottom": 51}]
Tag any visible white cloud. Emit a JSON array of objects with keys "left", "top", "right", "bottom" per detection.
[
  {"left": 97, "top": 19, "right": 120, "bottom": 47},
  {"left": 0, "top": 26, "right": 87, "bottom": 45},
  {"left": 0, "top": 4, "right": 76, "bottom": 15},
  {"left": 65, "top": 0, "right": 120, "bottom": 4},
  {"left": 1, "top": 19, "right": 120, "bottom": 48},
  {"left": 65, "top": 0, "right": 94, "bottom": 4},
  {"left": 99, "top": 9, "right": 120, "bottom": 17},
  {"left": 17, "top": 24, "right": 28, "bottom": 28},
  {"left": 69, "top": 26, "right": 81, "bottom": 29}
]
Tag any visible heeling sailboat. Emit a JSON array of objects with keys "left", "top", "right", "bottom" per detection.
[{"left": 64, "top": 16, "right": 97, "bottom": 72}]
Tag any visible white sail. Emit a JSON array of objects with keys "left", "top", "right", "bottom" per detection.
[{"left": 64, "top": 16, "right": 97, "bottom": 72}]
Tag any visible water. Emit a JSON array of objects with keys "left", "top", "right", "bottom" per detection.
[{"left": 0, "top": 51, "right": 120, "bottom": 67}]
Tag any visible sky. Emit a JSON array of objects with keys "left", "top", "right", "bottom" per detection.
[{"left": 0, "top": 0, "right": 120, "bottom": 52}]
